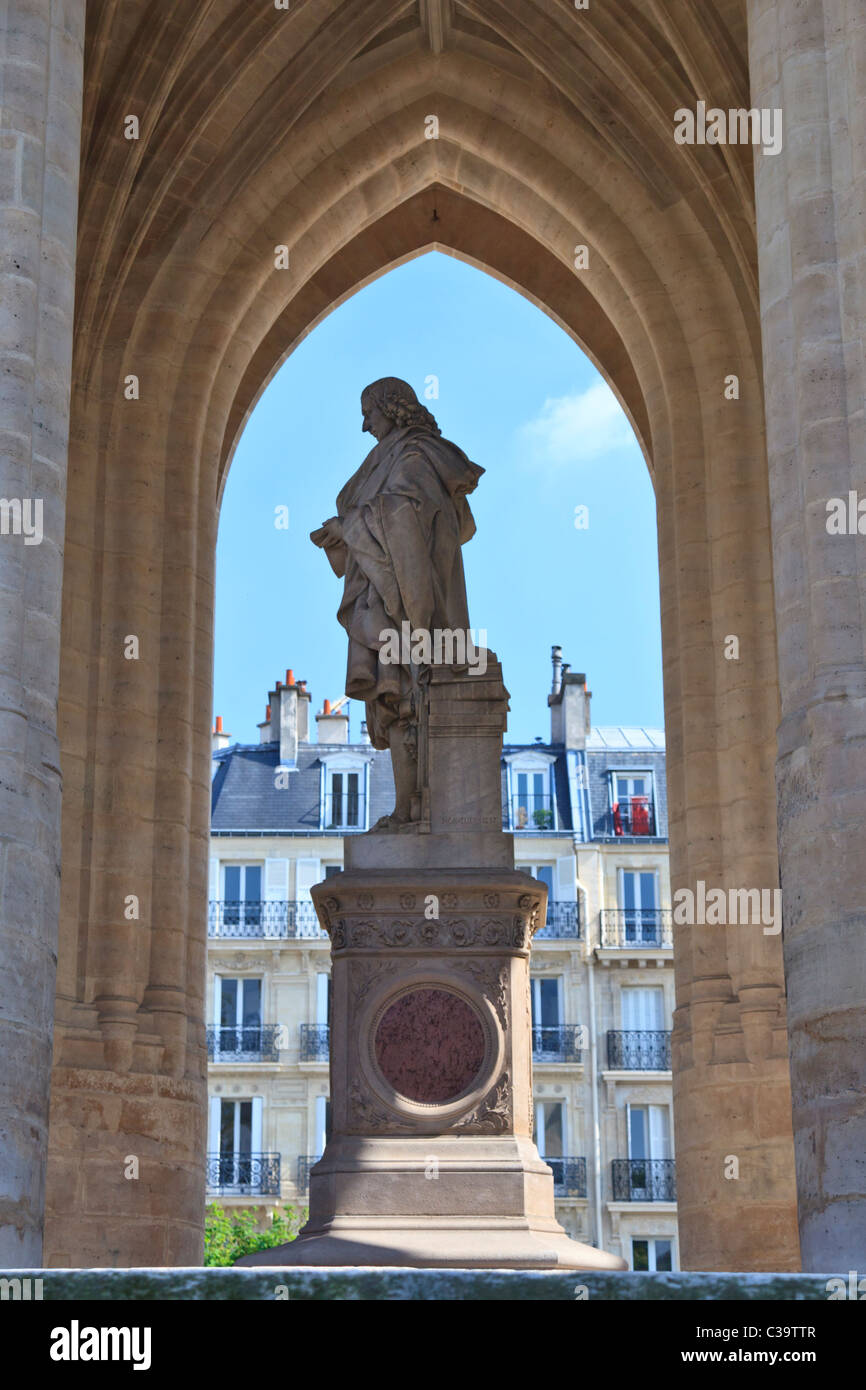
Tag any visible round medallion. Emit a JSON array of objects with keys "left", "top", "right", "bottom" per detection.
[{"left": 374, "top": 987, "right": 486, "bottom": 1104}]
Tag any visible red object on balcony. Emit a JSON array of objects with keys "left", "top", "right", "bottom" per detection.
[
  {"left": 631, "top": 795, "right": 651, "bottom": 834},
  {"left": 612, "top": 801, "right": 624, "bottom": 835}
]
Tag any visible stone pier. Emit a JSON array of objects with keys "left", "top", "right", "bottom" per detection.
[
  {"left": 749, "top": 0, "right": 866, "bottom": 1269},
  {"left": 0, "top": 0, "right": 85, "bottom": 1264}
]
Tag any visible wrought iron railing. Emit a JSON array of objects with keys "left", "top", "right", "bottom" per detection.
[
  {"left": 607, "top": 1029, "right": 671, "bottom": 1070},
  {"left": 611, "top": 1158, "right": 676, "bottom": 1202},
  {"left": 543, "top": 1156, "right": 587, "bottom": 1197},
  {"left": 207, "top": 1025, "right": 281, "bottom": 1062},
  {"left": 531, "top": 1025, "right": 583, "bottom": 1063},
  {"left": 599, "top": 909, "right": 673, "bottom": 948},
  {"left": 208, "top": 900, "right": 328, "bottom": 939},
  {"left": 206, "top": 1152, "right": 281, "bottom": 1196},
  {"left": 535, "top": 901, "right": 581, "bottom": 939},
  {"left": 296, "top": 1155, "right": 321, "bottom": 1195},
  {"left": 510, "top": 794, "right": 554, "bottom": 831},
  {"left": 299, "top": 1024, "right": 330, "bottom": 1062}
]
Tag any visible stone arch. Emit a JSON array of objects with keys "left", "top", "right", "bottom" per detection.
[{"left": 40, "top": 0, "right": 800, "bottom": 1269}]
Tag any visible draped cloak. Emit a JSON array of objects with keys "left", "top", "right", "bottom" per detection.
[{"left": 314, "top": 426, "right": 484, "bottom": 749}]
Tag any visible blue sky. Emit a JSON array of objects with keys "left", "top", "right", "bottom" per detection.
[{"left": 214, "top": 252, "right": 663, "bottom": 746}]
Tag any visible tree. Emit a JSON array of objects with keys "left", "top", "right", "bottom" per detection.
[{"left": 204, "top": 1203, "right": 305, "bottom": 1266}]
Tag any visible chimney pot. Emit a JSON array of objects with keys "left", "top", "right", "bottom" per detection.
[
  {"left": 265, "top": 704, "right": 271, "bottom": 720},
  {"left": 323, "top": 698, "right": 332, "bottom": 715},
  {"left": 286, "top": 669, "right": 294, "bottom": 685},
  {"left": 551, "top": 644, "right": 563, "bottom": 695},
  {"left": 215, "top": 715, "right": 223, "bottom": 733}
]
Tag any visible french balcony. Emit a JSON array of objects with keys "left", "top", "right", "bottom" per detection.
[
  {"left": 206, "top": 1152, "right": 281, "bottom": 1197},
  {"left": 296, "top": 1155, "right": 321, "bottom": 1195},
  {"left": 543, "top": 1156, "right": 587, "bottom": 1198},
  {"left": 599, "top": 909, "right": 673, "bottom": 949},
  {"left": 207, "top": 1025, "right": 281, "bottom": 1063},
  {"left": 208, "top": 899, "right": 328, "bottom": 940},
  {"left": 532, "top": 1025, "right": 583, "bottom": 1063},
  {"left": 611, "top": 796, "right": 657, "bottom": 836},
  {"left": 299, "top": 1024, "right": 330, "bottom": 1062},
  {"left": 606, "top": 1029, "right": 672, "bottom": 1070},
  {"left": 509, "top": 794, "right": 554, "bottom": 831},
  {"left": 535, "top": 901, "right": 581, "bottom": 940},
  {"left": 611, "top": 1158, "right": 676, "bottom": 1203}
]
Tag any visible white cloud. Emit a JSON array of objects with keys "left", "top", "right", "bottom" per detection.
[{"left": 519, "top": 382, "right": 635, "bottom": 466}]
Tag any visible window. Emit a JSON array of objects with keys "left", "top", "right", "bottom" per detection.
[
  {"left": 621, "top": 986, "right": 665, "bottom": 1031},
  {"left": 619, "top": 869, "right": 660, "bottom": 943},
  {"left": 526, "top": 863, "right": 554, "bottom": 900},
  {"left": 505, "top": 753, "right": 556, "bottom": 830},
  {"left": 516, "top": 770, "right": 550, "bottom": 828},
  {"left": 320, "top": 754, "right": 372, "bottom": 830},
  {"left": 329, "top": 770, "right": 360, "bottom": 828},
  {"left": 316, "top": 972, "right": 330, "bottom": 1026},
  {"left": 531, "top": 976, "right": 563, "bottom": 1058},
  {"left": 221, "top": 863, "right": 262, "bottom": 928},
  {"left": 632, "top": 1237, "right": 674, "bottom": 1271},
  {"left": 535, "top": 1099, "right": 566, "bottom": 1187},
  {"left": 626, "top": 1103, "right": 673, "bottom": 1200},
  {"left": 610, "top": 771, "right": 655, "bottom": 835},
  {"left": 313, "top": 1095, "right": 331, "bottom": 1158},
  {"left": 214, "top": 976, "right": 262, "bottom": 1057},
  {"left": 519, "top": 858, "right": 579, "bottom": 937},
  {"left": 629, "top": 1104, "right": 671, "bottom": 1160},
  {"left": 210, "top": 1095, "right": 263, "bottom": 1190},
  {"left": 534, "top": 1100, "right": 564, "bottom": 1159}
]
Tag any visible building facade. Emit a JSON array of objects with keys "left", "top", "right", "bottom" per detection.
[{"left": 207, "top": 652, "right": 676, "bottom": 1269}]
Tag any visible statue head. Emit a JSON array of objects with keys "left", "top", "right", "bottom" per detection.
[{"left": 361, "top": 377, "right": 441, "bottom": 441}]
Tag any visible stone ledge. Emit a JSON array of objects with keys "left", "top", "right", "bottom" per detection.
[{"left": 0, "top": 1270, "right": 837, "bottom": 1300}]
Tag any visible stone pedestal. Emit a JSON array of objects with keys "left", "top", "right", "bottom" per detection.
[
  {"left": 241, "top": 867, "right": 621, "bottom": 1268},
  {"left": 239, "top": 657, "right": 622, "bottom": 1269}
]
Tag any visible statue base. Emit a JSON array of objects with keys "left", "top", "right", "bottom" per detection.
[{"left": 237, "top": 868, "right": 624, "bottom": 1271}]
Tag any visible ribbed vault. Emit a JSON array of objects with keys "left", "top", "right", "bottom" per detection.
[{"left": 48, "top": 0, "right": 800, "bottom": 1271}]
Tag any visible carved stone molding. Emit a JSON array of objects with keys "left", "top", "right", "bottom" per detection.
[
  {"left": 454, "top": 1072, "right": 512, "bottom": 1134},
  {"left": 347, "top": 1080, "right": 414, "bottom": 1133}
]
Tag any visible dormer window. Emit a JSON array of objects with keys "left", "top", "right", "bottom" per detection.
[
  {"left": 609, "top": 771, "right": 656, "bottom": 835},
  {"left": 319, "top": 751, "right": 374, "bottom": 831},
  {"left": 504, "top": 752, "right": 557, "bottom": 831}
]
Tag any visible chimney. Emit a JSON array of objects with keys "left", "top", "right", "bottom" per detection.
[
  {"left": 360, "top": 719, "right": 371, "bottom": 745},
  {"left": 316, "top": 696, "right": 349, "bottom": 744},
  {"left": 258, "top": 703, "right": 272, "bottom": 744},
  {"left": 212, "top": 714, "right": 231, "bottom": 752},
  {"left": 548, "top": 652, "right": 591, "bottom": 748},
  {"left": 296, "top": 679, "right": 311, "bottom": 743},
  {"left": 264, "top": 669, "right": 307, "bottom": 770}
]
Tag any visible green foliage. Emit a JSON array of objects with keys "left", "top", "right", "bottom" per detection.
[{"left": 204, "top": 1202, "right": 305, "bottom": 1266}]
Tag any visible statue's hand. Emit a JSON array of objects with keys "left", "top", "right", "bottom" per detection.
[
  {"left": 310, "top": 516, "right": 343, "bottom": 547},
  {"left": 310, "top": 516, "right": 348, "bottom": 578}
]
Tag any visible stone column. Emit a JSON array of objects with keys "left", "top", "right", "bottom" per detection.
[
  {"left": 749, "top": 0, "right": 866, "bottom": 1267},
  {"left": 0, "top": 0, "right": 85, "bottom": 1263}
]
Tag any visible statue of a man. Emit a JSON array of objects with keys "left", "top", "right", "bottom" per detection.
[{"left": 311, "top": 377, "right": 483, "bottom": 831}]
